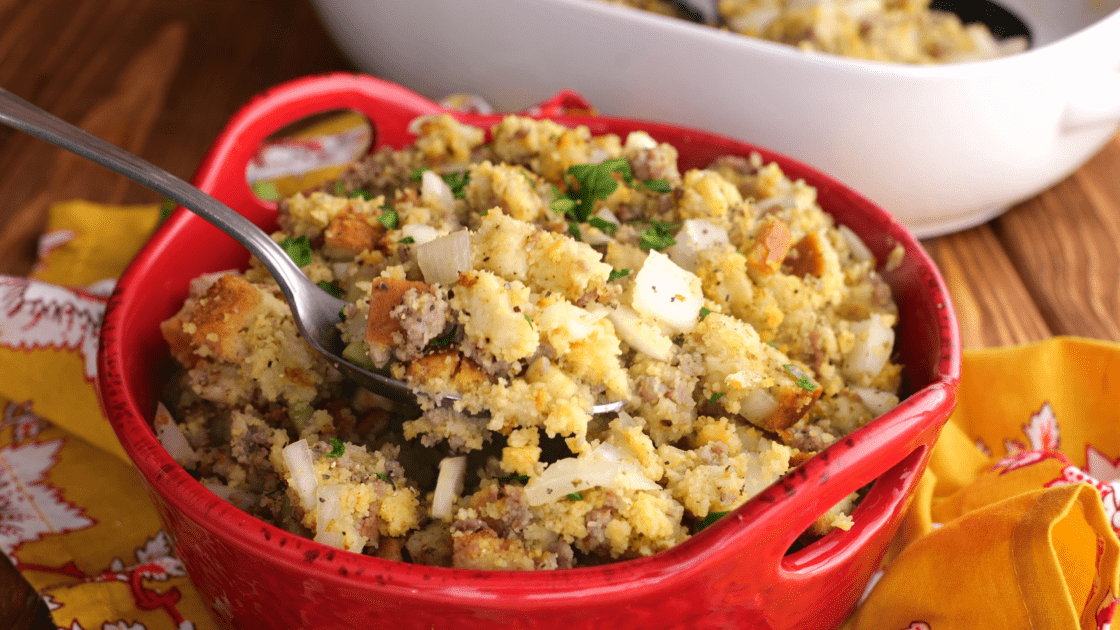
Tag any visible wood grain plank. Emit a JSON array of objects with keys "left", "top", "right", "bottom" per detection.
[
  {"left": 0, "top": 23, "right": 187, "bottom": 275},
  {"left": 0, "top": 0, "right": 169, "bottom": 273},
  {"left": 994, "top": 138, "right": 1120, "bottom": 341},
  {"left": 1071, "top": 134, "right": 1120, "bottom": 232},
  {"left": 922, "top": 225, "right": 1051, "bottom": 350},
  {"left": 0, "top": 2, "right": 45, "bottom": 81},
  {"left": 0, "top": 0, "right": 350, "bottom": 275},
  {"left": 123, "top": 0, "right": 352, "bottom": 196}
]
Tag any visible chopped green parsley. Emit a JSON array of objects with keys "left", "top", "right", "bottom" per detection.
[
  {"left": 783, "top": 364, "right": 819, "bottom": 391},
  {"left": 317, "top": 281, "right": 343, "bottom": 298},
  {"left": 409, "top": 168, "right": 470, "bottom": 199},
  {"left": 279, "top": 235, "right": 312, "bottom": 267},
  {"left": 694, "top": 510, "right": 731, "bottom": 532},
  {"left": 638, "top": 178, "right": 672, "bottom": 193},
  {"left": 608, "top": 268, "right": 631, "bottom": 282},
  {"left": 326, "top": 438, "right": 345, "bottom": 458},
  {"left": 378, "top": 207, "right": 399, "bottom": 229},
  {"left": 588, "top": 216, "right": 618, "bottom": 235},
  {"left": 638, "top": 220, "right": 678, "bottom": 251},
  {"left": 549, "top": 158, "right": 629, "bottom": 238},
  {"left": 251, "top": 180, "right": 280, "bottom": 201},
  {"left": 442, "top": 171, "right": 471, "bottom": 199}
]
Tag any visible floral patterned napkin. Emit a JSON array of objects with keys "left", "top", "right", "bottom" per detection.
[
  {"left": 846, "top": 338, "right": 1120, "bottom": 630},
  {"left": 0, "top": 199, "right": 212, "bottom": 630},
  {"left": 3, "top": 116, "right": 1120, "bottom": 630}
]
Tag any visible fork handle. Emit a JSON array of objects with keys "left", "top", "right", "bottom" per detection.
[{"left": 0, "top": 86, "right": 319, "bottom": 328}]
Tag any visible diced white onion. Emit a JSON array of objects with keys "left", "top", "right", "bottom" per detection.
[
  {"left": 331, "top": 262, "right": 352, "bottom": 279},
  {"left": 524, "top": 443, "right": 660, "bottom": 507},
  {"left": 738, "top": 388, "right": 780, "bottom": 423},
  {"left": 431, "top": 456, "right": 468, "bottom": 519},
  {"left": 607, "top": 305, "right": 673, "bottom": 362},
  {"left": 417, "top": 229, "right": 472, "bottom": 285},
  {"left": 631, "top": 250, "right": 704, "bottom": 333},
  {"left": 582, "top": 230, "right": 612, "bottom": 247},
  {"left": 538, "top": 301, "right": 604, "bottom": 345},
  {"left": 314, "top": 484, "right": 347, "bottom": 549},
  {"left": 200, "top": 482, "right": 257, "bottom": 511},
  {"left": 407, "top": 115, "right": 433, "bottom": 136},
  {"left": 282, "top": 439, "right": 318, "bottom": 509},
  {"left": 842, "top": 0, "right": 883, "bottom": 21},
  {"left": 595, "top": 207, "right": 621, "bottom": 226},
  {"left": 588, "top": 147, "right": 613, "bottom": 164},
  {"left": 421, "top": 169, "right": 456, "bottom": 210},
  {"left": 838, "top": 224, "right": 874, "bottom": 263},
  {"left": 844, "top": 316, "right": 895, "bottom": 381},
  {"left": 624, "top": 131, "right": 659, "bottom": 152},
  {"left": 851, "top": 386, "right": 900, "bottom": 417},
  {"left": 754, "top": 194, "right": 794, "bottom": 213},
  {"left": 583, "top": 208, "right": 622, "bottom": 246},
  {"left": 997, "top": 36, "right": 1029, "bottom": 56},
  {"left": 153, "top": 403, "right": 196, "bottom": 465},
  {"left": 665, "top": 218, "right": 730, "bottom": 273},
  {"left": 726, "top": 5, "right": 781, "bottom": 32},
  {"left": 401, "top": 223, "right": 439, "bottom": 245},
  {"left": 201, "top": 481, "right": 234, "bottom": 502},
  {"left": 966, "top": 26, "right": 1000, "bottom": 57}
]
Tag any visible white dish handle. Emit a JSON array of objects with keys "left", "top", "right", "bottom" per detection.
[{"left": 1063, "top": 70, "right": 1120, "bottom": 131}]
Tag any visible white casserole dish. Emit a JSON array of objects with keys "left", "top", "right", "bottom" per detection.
[{"left": 310, "top": 0, "right": 1120, "bottom": 237}]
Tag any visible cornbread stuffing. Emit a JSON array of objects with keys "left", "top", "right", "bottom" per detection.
[
  {"left": 160, "top": 113, "right": 903, "bottom": 569},
  {"left": 602, "top": 0, "right": 1028, "bottom": 64}
]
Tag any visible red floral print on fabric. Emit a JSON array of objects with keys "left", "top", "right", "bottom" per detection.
[
  {"left": 0, "top": 277, "right": 106, "bottom": 382},
  {"left": 974, "top": 400, "right": 1120, "bottom": 630},
  {"left": 1, "top": 400, "right": 49, "bottom": 444},
  {"left": 0, "top": 438, "right": 95, "bottom": 557},
  {"left": 993, "top": 402, "right": 1072, "bottom": 474}
]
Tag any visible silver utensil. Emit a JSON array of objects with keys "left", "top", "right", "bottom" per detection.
[{"left": 0, "top": 87, "right": 625, "bottom": 415}]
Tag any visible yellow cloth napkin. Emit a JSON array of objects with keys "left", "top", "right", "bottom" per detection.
[
  {"left": 847, "top": 340, "right": 1120, "bottom": 630},
  {"left": 3, "top": 203, "right": 1120, "bottom": 629},
  {"left": 1, "top": 200, "right": 212, "bottom": 629}
]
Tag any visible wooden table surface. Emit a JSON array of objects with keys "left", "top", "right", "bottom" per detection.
[{"left": 1, "top": 0, "right": 1119, "bottom": 626}]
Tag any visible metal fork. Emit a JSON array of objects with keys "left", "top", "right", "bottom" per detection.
[{"left": 0, "top": 87, "right": 624, "bottom": 415}]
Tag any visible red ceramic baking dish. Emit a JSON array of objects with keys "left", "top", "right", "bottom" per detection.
[{"left": 97, "top": 73, "right": 960, "bottom": 630}]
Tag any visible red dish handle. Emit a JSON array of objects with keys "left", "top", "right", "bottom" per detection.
[
  {"left": 190, "top": 72, "right": 445, "bottom": 222},
  {"left": 791, "top": 390, "right": 952, "bottom": 567},
  {"left": 688, "top": 380, "right": 955, "bottom": 627}
]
